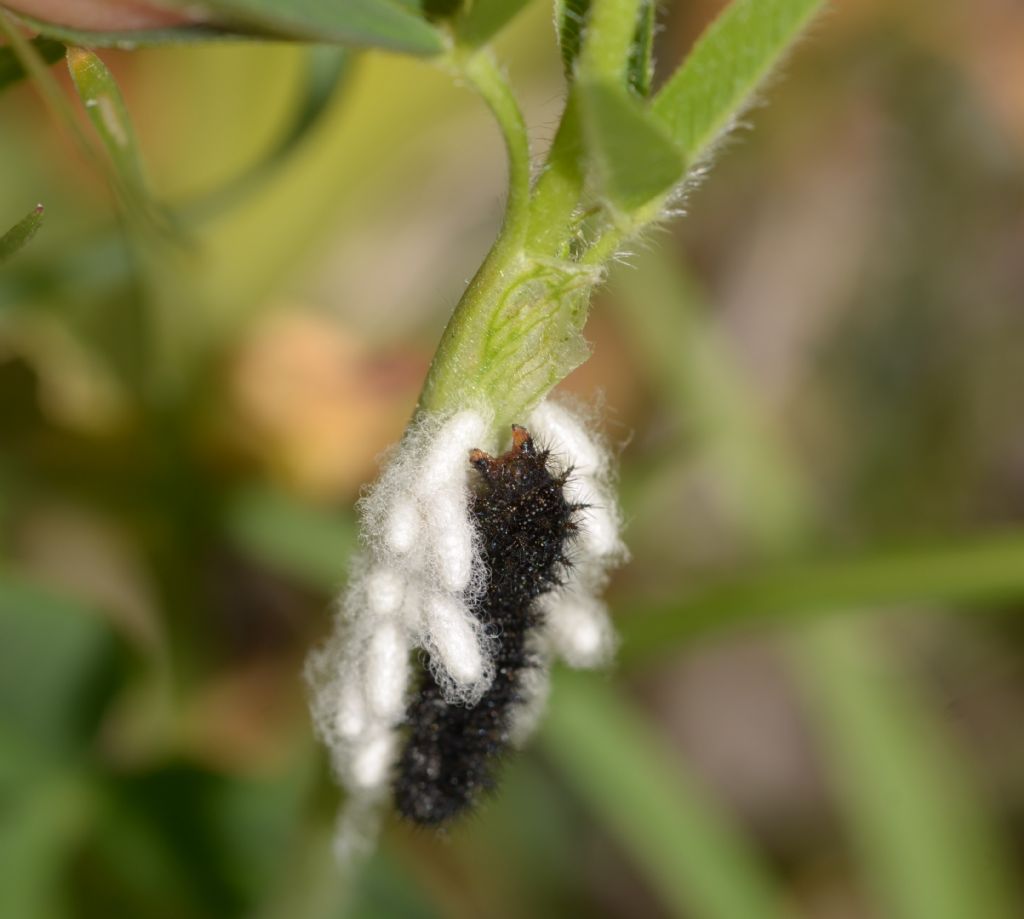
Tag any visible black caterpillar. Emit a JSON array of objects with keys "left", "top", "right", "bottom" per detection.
[{"left": 393, "top": 425, "right": 579, "bottom": 826}]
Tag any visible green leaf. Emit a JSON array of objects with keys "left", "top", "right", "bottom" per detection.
[
  {"left": 651, "top": 0, "right": 826, "bottom": 164},
  {"left": 627, "top": 0, "right": 655, "bottom": 96},
  {"left": 176, "top": 0, "right": 444, "bottom": 54},
  {"left": 576, "top": 0, "right": 643, "bottom": 84},
  {"left": 0, "top": 760, "right": 95, "bottom": 919},
  {"left": 558, "top": 0, "right": 654, "bottom": 90},
  {"left": 797, "top": 619, "right": 1023, "bottom": 919},
  {"left": 578, "top": 79, "right": 684, "bottom": 211},
  {"left": 10, "top": 14, "right": 240, "bottom": 49},
  {"left": 0, "top": 37, "right": 63, "bottom": 93},
  {"left": 224, "top": 485, "right": 356, "bottom": 592},
  {"left": 543, "top": 672, "right": 791, "bottom": 919},
  {"left": 555, "top": 0, "right": 591, "bottom": 80},
  {"left": 65, "top": 47, "right": 172, "bottom": 236},
  {"left": 0, "top": 204, "right": 44, "bottom": 264},
  {"left": 16, "top": 0, "right": 443, "bottom": 54},
  {"left": 0, "top": 573, "right": 112, "bottom": 754}
]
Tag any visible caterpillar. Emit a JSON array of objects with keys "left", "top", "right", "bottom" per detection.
[
  {"left": 306, "top": 402, "right": 622, "bottom": 858},
  {"left": 393, "top": 425, "right": 579, "bottom": 826}
]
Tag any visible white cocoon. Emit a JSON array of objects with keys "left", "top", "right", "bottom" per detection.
[
  {"left": 384, "top": 498, "right": 420, "bottom": 555},
  {"left": 542, "top": 592, "right": 617, "bottom": 668},
  {"left": 567, "top": 476, "right": 622, "bottom": 558},
  {"left": 350, "top": 732, "right": 395, "bottom": 790},
  {"left": 365, "top": 622, "right": 409, "bottom": 719},
  {"left": 334, "top": 678, "right": 367, "bottom": 740},
  {"left": 529, "top": 399, "right": 607, "bottom": 477},
  {"left": 424, "top": 594, "right": 488, "bottom": 692},
  {"left": 365, "top": 565, "right": 405, "bottom": 618},
  {"left": 428, "top": 490, "right": 476, "bottom": 592}
]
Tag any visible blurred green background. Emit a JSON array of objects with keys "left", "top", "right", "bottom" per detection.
[{"left": 2, "top": 1, "right": 1024, "bottom": 917}]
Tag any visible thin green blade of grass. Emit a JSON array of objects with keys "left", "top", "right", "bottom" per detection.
[
  {"left": 620, "top": 531, "right": 1024, "bottom": 664},
  {"left": 65, "top": 47, "right": 176, "bottom": 238},
  {"left": 65, "top": 47, "right": 146, "bottom": 189},
  {"left": 650, "top": 0, "right": 826, "bottom": 166},
  {"left": 797, "top": 618, "right": 1022, "bottom": 919},
  {"left": 542, "top": 671, "right": 793, "bottom": 919},
  {"left": 0, "top": 204, "right": 44, "bottom": 264},
  {"left": 0, "top": 19, "right": 179, "bottom": 259},
  {"left": 64, "top": 45, "right": 197, "bottom": 400}
]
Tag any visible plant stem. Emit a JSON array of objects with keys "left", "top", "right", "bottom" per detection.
[
  {"left": 577, "top": 0, "right": 643, "bottom": 83},
  {"left": 455, "top": 49, "right": 532, "bottom": 251},
  {"left": 525, "top": 96, "right": 583, "bottom": 257},
  {"left": 417, "top": 3, "right": 658, "bottom": 429}
]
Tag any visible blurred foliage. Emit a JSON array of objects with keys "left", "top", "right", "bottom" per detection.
[
  {"left": 1, "top": 0, "right": 1024, "bottom": 917},
  {"left": 0, "top": 202, "right": 44, "bottom": 263}
]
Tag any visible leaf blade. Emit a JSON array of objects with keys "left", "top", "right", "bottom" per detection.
[
  {"left": 650, "top": 0, "right": 826, "bottom": 165},
  {"left": 578, "top": 79, "right": 684, "bottom": 211},
  {"left": 0, "top": 204, "right": 44, "bottom": 264},
  {"left": 176, "top": 0, "right": 444, "bottom": 54},
  {"left": 15, "top": 0, "right": 443, "bottom": 54},
  {"left": 0, "top": 572, "right": 112, "bottom": 754}
]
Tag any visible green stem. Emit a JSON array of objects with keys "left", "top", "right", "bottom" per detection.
[
  {"left": 577, "top": 0, "right": 643, "bottom": 83},
  {"left": 527, "top": 0, "right": 643, "bottom": 259},
  {"left": 417, "top": 4, "right": 656, "bottom": 428},
  {"left": 418, "top": 48, "right": 557, "bottom": 426},
  {"left": 452, "top": 48, "right": 531, "bottom": 252},
  {"left": 525, "top": 95, "right": 584, "bottom": 256}
]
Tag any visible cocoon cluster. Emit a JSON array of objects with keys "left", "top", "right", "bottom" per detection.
[{"left": 305, "top": 399, "right": 625, "bottom": 858}]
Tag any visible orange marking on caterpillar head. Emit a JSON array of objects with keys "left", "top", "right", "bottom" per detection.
[
  {"left": 510, "top": 425, "right": 532, "bottom": 454},
  {"left": 468, "top": 426, "right": 537, "bottom": 480}
]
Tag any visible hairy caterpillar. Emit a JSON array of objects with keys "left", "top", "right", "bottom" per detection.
[
  {"left": 393, "top": 425, "right": 579, "bottom": 825},
  {"left": 306, "top": 401, "right": 622, "bottom": 858}
]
